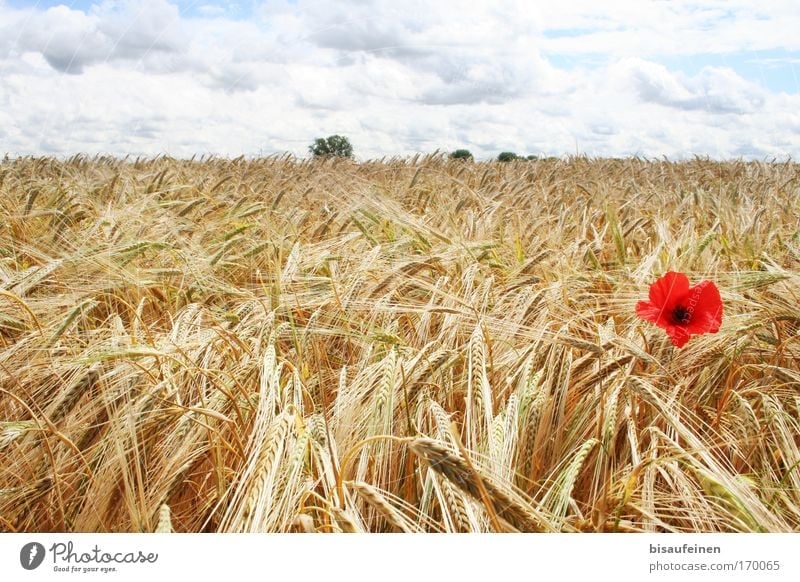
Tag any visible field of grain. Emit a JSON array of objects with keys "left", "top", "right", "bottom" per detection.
[{"left": 1, "top": 155, "right": 799, "bottom": 532}]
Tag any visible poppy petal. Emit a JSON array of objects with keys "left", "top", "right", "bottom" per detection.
[
  {"left": 665, "top": 325, "right": 691, "bottom": 348},
  {"left": 648, "top": 271, "right": 690, "bottom": 310},
  {"left": 637, "top": 272, "right": 724, "bottom": 348},
  {"left": 684, "top": 281, "right": 723, "bottom": 334},
  {"left": 635, "top": 300, "right": 664, "bottom": 325}
]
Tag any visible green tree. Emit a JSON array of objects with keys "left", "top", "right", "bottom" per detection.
[
  {"left": 309, "top": 135, "right": 354, "bottom": 158},
  {"left": 497, "top": 151, "right": 519, "bottom": 162},
  {"left": 450, "top": 149, "right": 473, "bottom": 160}
]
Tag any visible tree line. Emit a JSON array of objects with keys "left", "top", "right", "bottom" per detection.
[{"left": 310, "top": 135, "right": 541, "bottom": 162}]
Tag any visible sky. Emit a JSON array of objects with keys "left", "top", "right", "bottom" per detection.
[{"left": 1, "top": 0, "right": 799, "bottom": 159}]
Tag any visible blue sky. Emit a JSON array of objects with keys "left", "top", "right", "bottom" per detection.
[
  {"left": 7, "top": 0, "right": 263, "bottom": 19},
  {"left": 661, "top": 51, "right": 800, "bottom": 95},
  {"left": 1, "top": 0, "right": 799, "bottom": 159},
  {"left": 546, "top": 48, "right": 800, "bottom": 96},
  {"left": 9, "top": 0, "right": 247, "bottom": 16}
]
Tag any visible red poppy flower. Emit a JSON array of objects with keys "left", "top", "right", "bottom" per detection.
[{"left": 636, "top": 272, "right": 723, "bottom": 348}]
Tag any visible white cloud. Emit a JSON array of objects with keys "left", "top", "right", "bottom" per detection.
[
  {"left": 616, "top": 58, "right": 765, "bottom": 114},
  {"left": 11, "top": 0, "right": 184, "bottom": 73},
  {"left": 536, "top": 0, "right": 800, "bottom": 57},
  {"left": 0, "top": 0, "right": 798, "bottom": 159}
]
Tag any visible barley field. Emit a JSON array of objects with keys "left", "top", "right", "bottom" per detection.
[{"left": 1, "top": 154, "right": 799, "bottom": 533}]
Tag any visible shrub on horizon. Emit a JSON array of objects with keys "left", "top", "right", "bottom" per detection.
[
  {"left": 309, "top": 135, "right": 354, "bottom": 158},
  {"left": 497, "top": 152, "right": 519, "bottom": 162}
]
